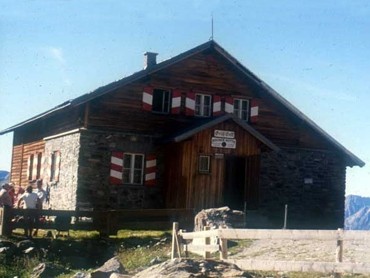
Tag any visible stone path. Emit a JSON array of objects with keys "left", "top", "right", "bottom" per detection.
[{"left": 230, "top": 238, "right": 370, "bottom": 263}]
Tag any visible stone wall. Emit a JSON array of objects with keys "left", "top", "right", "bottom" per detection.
[
  {"left": 256, "top": 148, "right": 346, "bottom": 229},
  {"left": 77, "top": 130, "right": 163, "bottom": 210},
  {"left": 45, "top": 132, "right": 80, "bottom": 210}
]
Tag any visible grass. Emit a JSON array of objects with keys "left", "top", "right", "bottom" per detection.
[{"left": 2, "top": 230, "right": 370, "bottom": 278}]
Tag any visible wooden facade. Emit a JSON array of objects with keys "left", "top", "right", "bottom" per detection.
[{"left": 1, "top": 40, "right": 364, "bottom": 228}]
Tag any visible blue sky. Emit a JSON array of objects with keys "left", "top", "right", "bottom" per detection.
[{"left": 0, "top": 0, "right": 369, "bottom": 196}]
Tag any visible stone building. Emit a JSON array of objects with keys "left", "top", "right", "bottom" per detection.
[{"left": 0, "top": 40, "right": 364, "bottom": 229}]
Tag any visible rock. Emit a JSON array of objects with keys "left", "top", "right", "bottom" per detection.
[
  {"left": 109, "top": 273, "right": 132, "bottom": 278},
  {"left": 0, "top": 239, "right": 15, "bottom": 248},
  {"left": 0, "top": 247, "right": 9, "bottom": 253},
  {"left": 90, "top": 256, "right": 126, "bottom": 278},
  {"left": 194, "top": 207, "right": 244, "bottom": 231},
  {"left": 17, "top": 239, "right": 35, "bottom": 249},
  {"left": 31, "top": 262, "right": 67, "bottom": 278},
  {"left": 133, "top": 258, "right": 247, "bottom": 278},
  {"left": 149, "top": 256, "right": 162, "bottom": 265},
  {"left": 71, "top": 272, "right": 90, "bottom": 278}
]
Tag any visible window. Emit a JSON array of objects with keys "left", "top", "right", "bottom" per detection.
[
  {"left": 50, "top": 151, "right": 57, "bottom": 182},
  {"left": 123, "top": 153, "right": 144, "bottom": 184},
  {"left": 28, "top": 154, "right": 34, "bottom": 180},
  {"left": 152, "top": 89, "right": 171, "bottom": 113},
  {"left": 233, "top": 98, "right": 249, "bottom": 121},
  {"left": 36, "top": 152, "right": 42, "bottom": 179},
  {"left": 27, "top": 152, "right": 43, "bottom": 180},
  {"left": 199, "top": 155, "right": 211, "bottom": 173},
  {"left": 195, "top": 94, "right": 211, "bottom": 117}
]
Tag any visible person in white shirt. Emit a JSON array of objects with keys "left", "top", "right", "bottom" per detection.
[
  {"left": 32, "top": 179, "right": 47, "bottom": 236},
  {"left": 18, "top": 185, "right": 39, "bottom": 238}
]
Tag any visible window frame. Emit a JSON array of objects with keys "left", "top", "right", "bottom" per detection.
[
  {"left": 198, "top": 155, "right": 211, "bottom": 174},
  {"left": 152, "top": 88, "right": 171, "bottom": 114},
  {"left": 195, "top": 93, "right": 212, "bottom": 117},
  {"left": 233, "top": 98, "right": 250, "bottom": 121},
  {"left": 122, "top": 153, "right": 145, "bottom": 185},
  {"left": 28, "top": 154, "right": 34, "bottom": 180}
]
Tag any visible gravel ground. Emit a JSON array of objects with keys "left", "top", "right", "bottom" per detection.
[{"left": 230, "top": 238, "right": 370, "bottom": 263}]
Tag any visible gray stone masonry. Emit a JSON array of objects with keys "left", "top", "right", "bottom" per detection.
[
  {"left": 45, "top": 132, "right": 80, "bottom": 210},
  {"left": 257, "top": 148, "right": 346, "bottom": 229},
  {"left": 77, "top": 130, "right": 163, "bottom": 210}
]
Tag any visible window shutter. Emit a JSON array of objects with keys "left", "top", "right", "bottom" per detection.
[
  {"left": 40, "top": 153, "right": 49, "bottom": 182},
  {"left": 145, "top": 154, "right": 157, "bottom": 186},
  {"left": 142, "top": 86, "right": 153, "bottom": 111},
  {"left": 250, "top": 99, "right": 259, "bottom": 123},
  {"left": 185, "top": 92, "right": 195, "bottom": 116},
  {"left": 171, "top": 89, "right": 181, "bottom": 114},
  {"left": 27, "top": 155, "right": 32, "bottom": 181},
  {"left": 32, "top": 153, "right": 38, "bottom": 180},
  {"left": 54, "top": 151, "right": 61, "bottom": 182},
  {"left": 212, "top": 95, "right": 222, "bottom": 116},
  {"left": 110, "top": 151, "right": 124, "bottom": 185},
  {"left": 225, "top": 96, "right": 234, "bottom": 113}
]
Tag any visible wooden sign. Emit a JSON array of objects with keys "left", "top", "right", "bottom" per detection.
[
  {"left": 214, "top": 130, "right": 235, "bottom": 139},
  {"left": 211, "top": 137, "right": 236, "bottom": 149}
]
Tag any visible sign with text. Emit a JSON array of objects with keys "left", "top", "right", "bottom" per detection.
[
  {"left": 211, "top": 137, "right": 236, "bottom": 149},
  {"left": 214, "top": 130, "right": 235, "bottom": 139}
]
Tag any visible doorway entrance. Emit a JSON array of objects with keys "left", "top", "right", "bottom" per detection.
[{"left": 223, "top": 156, "right": 246, "bottom": 211}]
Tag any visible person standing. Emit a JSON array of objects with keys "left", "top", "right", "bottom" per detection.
[
  {"left": 0, "top": 183, "right": 14, "bottom": 236},
  {"left": 32, "top": 179, "right": 47, "bottom": 236},
  {"left": 0, "top": 183, "right": 13, "bottom": 208},
  {"left": 18, "top": 185, "right": 39, "bottom": 238}
]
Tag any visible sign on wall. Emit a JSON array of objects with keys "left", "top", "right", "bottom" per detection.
[
  {"left": 214, "top": 130, "right": 235, "bottom": 139},
  {"left": 212, "top": 130, "right": 236, "bottom": 148},
  {"left": 211, "top": 137, "right": 236, "bottom": 149}
]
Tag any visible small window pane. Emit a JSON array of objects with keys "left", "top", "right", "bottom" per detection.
[
  {"left": 133, "top": 170, "right": 142, "bottom": 184},
  {"left": 124, "top": 154, "right": 132, "bottom": 168},
  {"left": 199, "top": 155, "right": 211, "bottom": 173},
  {"left": 134, "top": 155, "right": 143, "bottom": 168},
  {"left": 152, "top": 89, "right": 171, "bottom": 113},
  {"left": 123, "top": 169, "right": 130, "bottom": 183}
]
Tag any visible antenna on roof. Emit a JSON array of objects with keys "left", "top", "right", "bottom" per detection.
[{"left": 209, "top": 13, "right": 214, "bottom": 41}]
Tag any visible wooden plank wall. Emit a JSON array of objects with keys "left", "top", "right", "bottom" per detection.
[
  {"left": 86, "top": 49, "right": 334, "bottom": 151},
  {"left": 165, "top": 120, "right": 261, "bottom": 210},
  {"left": 10, "top": 140, "right": 45, "bottom": 187}
]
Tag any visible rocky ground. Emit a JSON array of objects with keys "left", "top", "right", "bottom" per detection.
[{"left": 229, "top": 238, "right": 370, "bottom": 263}]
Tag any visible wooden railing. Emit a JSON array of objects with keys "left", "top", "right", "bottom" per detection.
[
  {"left": 171, "top": 223, "right": 370, "bottom": 275},
  {"left": 0, "top": 207, "right": 194, "bottom": 236}
]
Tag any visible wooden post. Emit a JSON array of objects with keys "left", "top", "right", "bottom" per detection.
[
  {"left": 335, "top": 228, "right": 344, "bottom": 278},
  {"left": 283, "top": 204, "right": 288, "bottom": 229},
  {"left": 204, "top": 225, "right": 211, "bottom": 259},
  {"left": 219, "top": 238, "right": 228, "bottom": 260},
  {"left": 171, "top": 222, "right": 179, "bottom": 259},
  {"left": 0, "top": 207, "right": 4, "bottom": 236}
]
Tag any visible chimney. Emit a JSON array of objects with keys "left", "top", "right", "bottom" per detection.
[{"left": 144, "top": 52, "right": 158, "bottom": 69}]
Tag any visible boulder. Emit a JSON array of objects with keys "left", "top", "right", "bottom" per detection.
[
  {"left": 133, "top": 258, "right": 247, "bottom": 278},
  {"left": 194, "top": 207, "right": 244, "bottom": 231},
  {"left": 90, "top": 256, "right": 126, "bottom": 278}
]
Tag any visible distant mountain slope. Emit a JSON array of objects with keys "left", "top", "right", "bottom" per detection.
[
  {"left": 0, "top": 170, "right": 9, "bottom": 185},
  {"left": 345, "top": 195, "right": 370, "bottom": 230}
]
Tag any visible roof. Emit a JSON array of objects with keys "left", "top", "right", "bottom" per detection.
[
  {"left": 0, "top": 40, "right": 364, "bottom": 167},
  {"left": 165, "top": 114, "right": 280, "bottom": 152}
]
